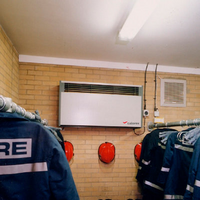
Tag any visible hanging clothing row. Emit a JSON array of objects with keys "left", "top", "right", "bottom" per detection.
[{"left": 136, "top": 126, "right": 200, "bottom": 200}]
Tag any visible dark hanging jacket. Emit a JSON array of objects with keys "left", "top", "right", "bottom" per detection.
[
  {"left": 184, "top": 135, "right": 200, "bottom": 200},
  {"left": 136, "top": 128, "right": 177, "bottom": 200},
  {"left": 158, "top": 129, "right": 194, "bottom": 200},
  {"left": 0, "top": 112, "right": 80, "bottom": 200}
]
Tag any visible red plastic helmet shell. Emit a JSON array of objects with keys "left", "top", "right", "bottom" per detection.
[
  {"left": 134, "top": 142, "right": 142, "bottom": 162},
  {"left": 98, "top": 142, "right": 115, "bottom": 164},
  {"left": 64, "top": 141, "right": 74, "bottom": 162}
]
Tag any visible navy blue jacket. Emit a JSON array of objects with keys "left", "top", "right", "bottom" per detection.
[
  {"left": 0, "top": 112, "right": 80, "bottom": 200},
  {"left": 136, "top": 128, "right": 176, "bottom": 199},
  {"left": 158, "top": 129, "right": 194, "bottom": 200},
  {"left": 184, "top": 136, "right": 200, "bottom": 200}
]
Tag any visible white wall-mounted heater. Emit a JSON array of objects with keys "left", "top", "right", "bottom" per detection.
[{"left": 59, "top": 81, "right": 143, "bottom": 128}]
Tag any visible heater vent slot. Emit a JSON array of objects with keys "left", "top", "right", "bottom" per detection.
[{"left": 64, "top": 83, "right": 139, "bottom": 96}]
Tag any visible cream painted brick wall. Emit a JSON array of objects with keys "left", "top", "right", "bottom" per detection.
[
  {"left": 0, "top": 26, "right": 19, "bottom": 103},
  {"left": 62, "top": 128, "right": 143, "bottom": 200},
  {"left": 19, "top": 62, "right": 200, "bottom": 200}
]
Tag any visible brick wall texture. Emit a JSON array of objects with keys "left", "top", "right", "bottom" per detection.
[
  {"left": 2, "top": 26, "right": 200, "bottom": 200},
  {"left": 0, "top": 26, "right": 19, "bottom": 103}
]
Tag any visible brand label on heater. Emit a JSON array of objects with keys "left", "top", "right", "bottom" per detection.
[{"left": 123, "top": 121, "right": 139, "bottom": 125}]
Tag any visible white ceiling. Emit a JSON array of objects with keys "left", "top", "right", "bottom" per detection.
[{"left": 0, "top": 0, "right": 200, "bottom": 69}]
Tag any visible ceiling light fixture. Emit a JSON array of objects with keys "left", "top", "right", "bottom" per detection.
[{"left": 118, "top": 0, "right": 160, "bottom": 41}]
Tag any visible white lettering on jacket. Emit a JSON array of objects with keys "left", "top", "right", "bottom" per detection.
[{"left": 0, "top": 139, "right": 32, "bottom": 159}]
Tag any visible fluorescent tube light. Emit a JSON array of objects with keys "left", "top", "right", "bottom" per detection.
[{"left": 118, "top": 0, "right": 160, "bottom": 41}]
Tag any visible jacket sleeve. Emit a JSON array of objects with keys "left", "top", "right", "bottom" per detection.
[
  {"left": 157, "top": 132, "right": 177, "bottom": 185},
  {"left": 49, "top": 140, "right": 80, "bottom": 200},
  {"left": 184, "top": 138, "right": 200, "bottom": 200},
  {"left": 136, "top": 133, "right": 152, "bottom": 183}
]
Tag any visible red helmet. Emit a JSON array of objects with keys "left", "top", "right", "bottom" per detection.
[
  {"left": 98, "top": 142, "right": 115, "bottom": 164},
  {"left": 64, "top": 141, "right": 74, "bottom": 162},
  {"left": 134, "top": 142, "right": 142, "bottom": 162}
]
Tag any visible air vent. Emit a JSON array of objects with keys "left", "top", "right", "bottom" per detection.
[
  {"left": 161, "top": 79, "right": 186, "bottom": 107},
  {"left": 64, "top": 83, "right": 139, "bottom": 96}
]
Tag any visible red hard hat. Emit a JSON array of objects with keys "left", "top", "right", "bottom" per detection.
[
  {"left": 64, "top": 141, "right": 74, "bottom": 162},
  {"left": 98, "top": 142, "right": 115, "bottom": 164},
  {"left": 134, "top": 142, "right": 142, "bottom": 162}
]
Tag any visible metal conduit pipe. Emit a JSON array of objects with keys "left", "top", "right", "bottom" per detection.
[{"left": 148, "top": 118, "right": 200, "bottom": 132}]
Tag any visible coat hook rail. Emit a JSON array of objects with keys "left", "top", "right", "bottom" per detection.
[{"left": 148, "top": 118, "right": 200, "bottom": 132}]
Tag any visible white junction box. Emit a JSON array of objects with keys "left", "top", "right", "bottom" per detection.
[
  {"left": 59, "top": 81, "right": 143, "bottom": 128},
  {"left": 154, "top": 117, "right": 165, "bottom": 124}
]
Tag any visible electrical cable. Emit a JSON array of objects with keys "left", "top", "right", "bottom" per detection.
[
  {"left": 134, "top": 117, "right": 146, "bottom": 135},
  {"left": 134, "top": 63, "right": 149, "bottom": 135},
  {"left": 144, "top": 62, "right": 149, "bottom": 110},
  {"left": 154, "top": 64, "right": 158, "bottom": 112}
]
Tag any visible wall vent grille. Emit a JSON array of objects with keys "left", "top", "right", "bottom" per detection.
[
  {"left": 64, "top": 83, "right": 139, "bottom": 96},
  {"left": 161, "top": 79, "right": 186, "bottom": 107}
]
